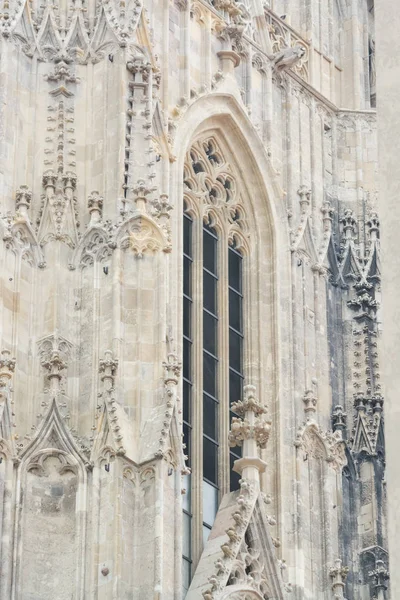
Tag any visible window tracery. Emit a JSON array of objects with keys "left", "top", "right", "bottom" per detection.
[{"left": 182, "top": 136, "right": 250, "bottom": 593}]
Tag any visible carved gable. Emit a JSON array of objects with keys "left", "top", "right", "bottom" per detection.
[{"left": 187, "top": 481, "right": 289, "bottom": 600}]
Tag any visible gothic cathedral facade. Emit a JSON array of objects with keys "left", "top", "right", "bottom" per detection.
[{"left": 0, "top": 0, "right": 387, "bottom": 599}]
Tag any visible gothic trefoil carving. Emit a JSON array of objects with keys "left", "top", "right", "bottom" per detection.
[{"left": 184, "top": 137, "right": 249, "bottom": 251}]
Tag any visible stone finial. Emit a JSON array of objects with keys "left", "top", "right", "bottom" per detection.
[
  {"left": 41, "top": 351, "right": 67, "bottom": 394},
  {"left": 369, "top": 559, "right": 389, "bottom": 596},
  {"left": 88, "top": 191, "right": 104, "bottom": 225},
  {"left": 321, "top": 200, "right": 334, "bottom": 230},
  {"left": 132, "top": 179, "right": 151, "bottom": 212},
  {"left": 0, "top": 350, "right": 16, "bottom": 398},
  {"left": 367, "top": 211, "right": 380, "bottom": 242},
  {"left": 341, "top": 208, "right": 357, "bottom": 241},
  {"left": 42, "top": 170, "right": 57, "bottom": 194},
  {"left": 228, "top": 385, "right": 270, "bottom": 484},
  {"left": 62, "top": 172, "right": 77, "bottom": 192},
  {"left": 99, "top": 350, "right": 118, "bottom": 390},
  {"left": 15, "top": 185, "right": 32, "bottom": 218},
  {"left": 329, "top": 558, "right": 349, "bottom": 598},
  {"left": 332, "top": 405, "right": 347, "bottom": 432}
]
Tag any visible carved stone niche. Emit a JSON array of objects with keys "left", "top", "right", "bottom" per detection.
[
  {"left": 14, "top": 401, "right": 87, "bottom": 600},
  {"left": 19, "top": 450, "right": 79, "bottom": 599}
]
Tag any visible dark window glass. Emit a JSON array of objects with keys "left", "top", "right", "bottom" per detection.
[
  {"left": 203, "top": 437, "right": 218, "bottom": 484},
  {"left": 183, "top": 422, "right": 191, "bottom": 468},
  {"left": 183, "top": 380, "right": 191, "bottom": 424},
  {"left": 229, "top": 289, "right": 242, "bottom": 333},
  {"left": 184, "top": 256, "right": 192, "bottom": 297},
  {"left": 229, "top": 329, "right": 242, "bottom": 373},
  {"left": 229, "top": 249, "right": 242, "bottom": 293},
  {"left": 203, "top": 311, "right": 217, "bottom": 356},
  {"left": 184, "top": 215, "right": 192, "bottom": 258},
  {"left": 229, "top": 454, "right": 241, "bottom": 491},
  {"left": 229, "top": 370, "right": 243, "bottom": 406},
  {"left": 203, "top": 394, "right": 218, "bottom": 439},
  {"left": 183, "top": 297, "right": 192, "bottom": 339},
  {"left": 203, "top": 353, "right": 217, "bottom": 397},
  {"left": 203, "top": 271, "right": 217, "bottom": 314},
  {"left": 203, "top": 229, "right": 217, "bottom": 275},
  {"left": 183, "top": 338, "right": 191, "bottom": 379}
]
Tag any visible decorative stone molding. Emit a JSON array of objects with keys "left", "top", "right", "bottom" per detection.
[
  {"left": 302, "top": 389, "right": 318, "bottom": 415},
  {"left": 329, "top": 558, "right": 349, "bottom": 599},
  {"left": 368, "top": 559, "right": 389, "bottom": 595},
  {"left": 229, "top": 385, "right": 270, "bottom": 482},
  {"left": 99, "top": 350, "right": 118, "bottom": 390},
  {"left": 38, "top": 334, "right": 72, "bottom": 396},
  {"left": 332, "top": 405, "right": 347, "bottom": 433},
  {"left": 2, "top": 209, "right": 43, "bottom": 266},
  {"left": 0, "top": 350, "right": 16, "bottom": 386},
  {"left": 156, "top": 352, "right": 182, "bottom": 463},
  {"left": 1, "top": 0, "right": 143, "bottom": 60},
  {"left": 295, "top": 422, "right": 346, "bottom": 471},
  {"left": 0, "top": 350, "right": 16, "bottom": 410},
  {"left": 201, "top": 479, "right": 257, "bottom": 600},
  {"left": 41, "top": 351, "right": 67, "bottom": 394},
  {"left": 88, "top": 191, "right": 104, "bottom": 225},
  {"left": 116, "top": 180, "right": 172, "bottom": 256},
  {"left": 15, "top": 185, "right": 32, "bottom": 218},
  {"left": 98, "top": 351, "right": 126, "bottom": 456}
]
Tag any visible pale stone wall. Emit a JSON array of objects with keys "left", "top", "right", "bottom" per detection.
[
  {"left": 376, "top": 0, "right": 400, "bottom": 599},
  {"left": 0, "top": 0, "right": 388, "bottom": 599}
]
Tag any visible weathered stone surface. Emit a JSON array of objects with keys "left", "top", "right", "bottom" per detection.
[{"left": 0, "top": 1, "right": 389, "bottom": 599}]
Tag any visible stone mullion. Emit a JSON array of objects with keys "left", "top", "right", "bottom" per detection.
[
  {"left": 88, "top": 262, "right": 100, "bottom": 436},
  {"left": 291, "top": 251, "right": 306, "bottom": 593},
  {"left": 219, "top": 228, "right": 230, "bottom": 497},
  {"left": 10, "top": 251, "right": 21, "bottom": 361},
  {"left": 321, "top": 461, "right": 335, "bottom": 591},
  {"left": 180, "top": 0, "right": 191, "bottom": 99},
  {"left": 204, "top": 11, "right": 212, "bottom": 90},
  {"left": 242, "top": 250, "right": 253, "bottom": 403},
  {"left": 112, "top": 247, "right": 122, "bottom": 385},
  {"left": 90, "top": 463, "right": 102, "bottom": 598},
  {"left": 313, "top": 270, "right": 330, "bottom": 422},
  {"left": 0, "top": 454, "right": 14, "bottom": 600},
  {"left": 191, "top": 214, "right": 203, "bottom": 568},
  {"left": 301, "top": 261, "right": 311, "bottom": 392}
]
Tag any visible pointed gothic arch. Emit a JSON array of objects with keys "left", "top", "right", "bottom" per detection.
[
  {"left": 173, "top": 93, "right": 293, "bottom": 593},
  {"left": 12, "top": 400, "right": 89, "bottom": 600}
]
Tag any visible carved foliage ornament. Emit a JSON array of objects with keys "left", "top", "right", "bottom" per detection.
[{"left": 2, "top": 0, "right": 144, "bottom": 62}]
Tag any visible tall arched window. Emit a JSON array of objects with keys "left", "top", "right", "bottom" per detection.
[{"left": 182, "top": 137, "right": 249, "bottom": 594}]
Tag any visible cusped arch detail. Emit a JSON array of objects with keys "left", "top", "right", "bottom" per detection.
[
  {"left": 295, "top": 421, "right": 346, "bottom": 471},
  {"left": 172, "top": 91, "right": 288, "bottom": 247},
  {"left": 115, "top": 213, "right": 171, "bottom": 257},
  {"left": 220, "top": 586, "right": 264, "bottom": 600},
  {"left": 14, "top": 399, "right": 89, "bottom": 600}
]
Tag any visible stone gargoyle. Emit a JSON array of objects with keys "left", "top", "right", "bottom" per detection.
[{"left": 269, "top": 45, "right": 306, "bottom": 71}]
